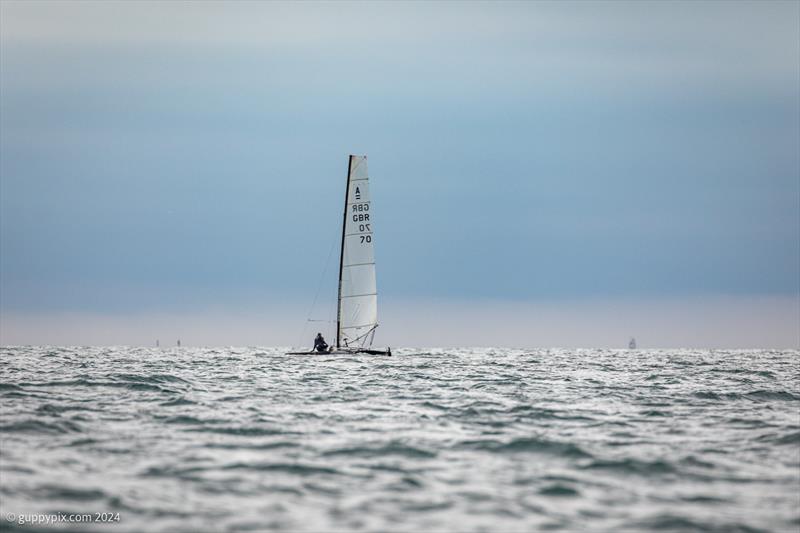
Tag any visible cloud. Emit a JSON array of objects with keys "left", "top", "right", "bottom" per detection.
[{"left": 2, "top": 1, "right": 796, "bottom": 93}]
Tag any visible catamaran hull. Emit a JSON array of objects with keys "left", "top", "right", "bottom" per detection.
[{"left": 286, "top": 348, "right": 391, "bottom": 356}]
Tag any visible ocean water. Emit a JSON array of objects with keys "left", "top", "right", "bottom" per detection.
[{"left": 0, "top": 347, "right": 798, "bottom": 532}]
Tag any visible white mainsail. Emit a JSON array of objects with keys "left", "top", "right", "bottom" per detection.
[{"left": 337, "top": 155, "right": 378, "bottom": 349}]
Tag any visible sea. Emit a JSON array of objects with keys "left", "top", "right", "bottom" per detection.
[{"left": 0, "top": 347, "right": 798, "bottom": 532}]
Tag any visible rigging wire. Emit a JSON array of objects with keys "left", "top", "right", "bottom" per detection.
[
  {"left": 327, "top": 282, "right": 337, "bottom": 343},
  {"left": 297, "top": 237, "right": 338, "bottom": 348}
]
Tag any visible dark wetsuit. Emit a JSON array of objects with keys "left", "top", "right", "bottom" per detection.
[{"left": 314, "top": 335, "right": 328, "bottom": 352}]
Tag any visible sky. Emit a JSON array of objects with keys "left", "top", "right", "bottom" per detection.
[{"left": 1, "top": 1, "right": 798, "bottom": 348}]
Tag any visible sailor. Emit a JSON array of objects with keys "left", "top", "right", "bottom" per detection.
[{"left": 314, "top": 333, "right": 329, "bottom": 352}]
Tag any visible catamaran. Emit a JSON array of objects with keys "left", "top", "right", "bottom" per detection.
[{"left": 288, "top": 156, "right": 391, "bottom": 356}]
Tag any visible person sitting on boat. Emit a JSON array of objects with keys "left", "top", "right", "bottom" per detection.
[{"left": 314, "top": 333, "right": 329, "bottom": 352}]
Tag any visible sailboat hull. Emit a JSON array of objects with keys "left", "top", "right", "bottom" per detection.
[{"left": 286, "top": 348, "right": 391, "bottom": 357}]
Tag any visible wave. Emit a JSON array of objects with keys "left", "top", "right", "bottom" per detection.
[
  {"left": 322, "top": 442, "right": 436, "bottom": 459},
  {"left": 508, "top": 405, "right": 590, "bottom": 421},
  {"left": 459, "top": 437, "right": 592, "bottom": 458},
  {"left": 161, "top": 415, "right": 223, "bottom": 425},
  {"left": 679, "top": 494, "right": 731, "bottom": 503},
  {"left": 680, "top": 455, "right": 716, "bottom": 469},
  {"left": 17, "top": 378, "right": 178, "bottom": 394},
  {"left": 538, "top": 484, "right": 579, "bottom": 496},
  {"left": 182, "top": 426, "right": 291, "bottom": 436},
  {"left": 419, "top": 401, "right": 449, "bottom": 411},
  {"left": 35, "top": 403, "right": 103, "bottom": 414},
  {"left": 222, "top": 462, "right": 342, "bottom": 476},
  {"left": 159, "top": 397, "right": 196, "bottom": 407},
  {"left": 202, "top": 441, "right": 300, "bottom": 451},
  {"left": 693, "top": 390, "right": 799, "bottom": 402},
  {"left": 623, "top": 513, "right": 766, "bottom": 532},
  {"left": 67, "top": 438, "right": 100, "bottom": 447},
  {"left": 754, "top": 431, "right": 800, "bottom": 446},
  {"left": 639, "top": 409, "right": 669, "bottom": 417},
  {"left": 746, "top": 390, "right": 799, "bottom": 402},
  {"left": 399, "top": 499, "right": 454, "bottom": 512},
  {"left": 775, "top": 431, "right": 800, "bottom": 445},
  {"left": 580, "top": 458, "right": 676, "bottom": 475},
  {"left": 726, "top": 417, "right": 774, "bottom": 428},
  {"left": 140, "top": 465, "right": 208, "bottom": 479},
  {"left": 111, "top": 373, "right": 191, "bottom": 385},
  {"left": 35, "top": 484, "right": 107, "bottom": 501},
  {"left": 0, "top": 419, "right": 83, "bottom": 435}
]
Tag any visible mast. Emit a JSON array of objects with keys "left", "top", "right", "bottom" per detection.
[{"left": 336, "top": 155, "right": 353, "bottom": 349}]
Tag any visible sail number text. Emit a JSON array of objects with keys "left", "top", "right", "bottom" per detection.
[
  {"left": 352, "top": 203, "right": 372, "bottom": 244},
  {"left": 352, "top": 203, "right": 370, "bottom": 223}
]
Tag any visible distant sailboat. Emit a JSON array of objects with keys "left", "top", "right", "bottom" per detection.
[
  {"left": 289, "top": 156, "right": 391, "bottom": 356},
  {"left": 629, "top": 337, "right": 637, "bottom": 349}
]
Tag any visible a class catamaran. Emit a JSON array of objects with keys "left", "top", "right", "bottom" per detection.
[{"left": 289, "top": 155, "right": 391, "bottom": 356}]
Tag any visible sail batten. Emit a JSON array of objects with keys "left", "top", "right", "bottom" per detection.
[{"left": 336, "top": 155, "right": 378, "bottom": 349}]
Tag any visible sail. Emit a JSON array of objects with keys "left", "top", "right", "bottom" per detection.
[{"left": 337, "top": 155, "right": 378, "bottom": 348}]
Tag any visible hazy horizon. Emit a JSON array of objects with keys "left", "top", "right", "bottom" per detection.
[
  {"left": 1, "top": 1, "right": 798, "bottom": 347},
  {"left": 2, "top": 295, "right": 797, "bottom": 349}
]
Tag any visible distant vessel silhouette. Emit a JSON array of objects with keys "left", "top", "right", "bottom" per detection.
[{"left": 629, "top": 337, "right": 637, "bottom": 349}]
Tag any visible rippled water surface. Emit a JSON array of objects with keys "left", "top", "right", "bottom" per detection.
[{"left": 1, "top": 347, "right": 798, "bottom": 532}]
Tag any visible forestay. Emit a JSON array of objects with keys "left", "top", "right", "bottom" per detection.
[{"left": 337, "top": 156, "right": 378, "bottom": 349}]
